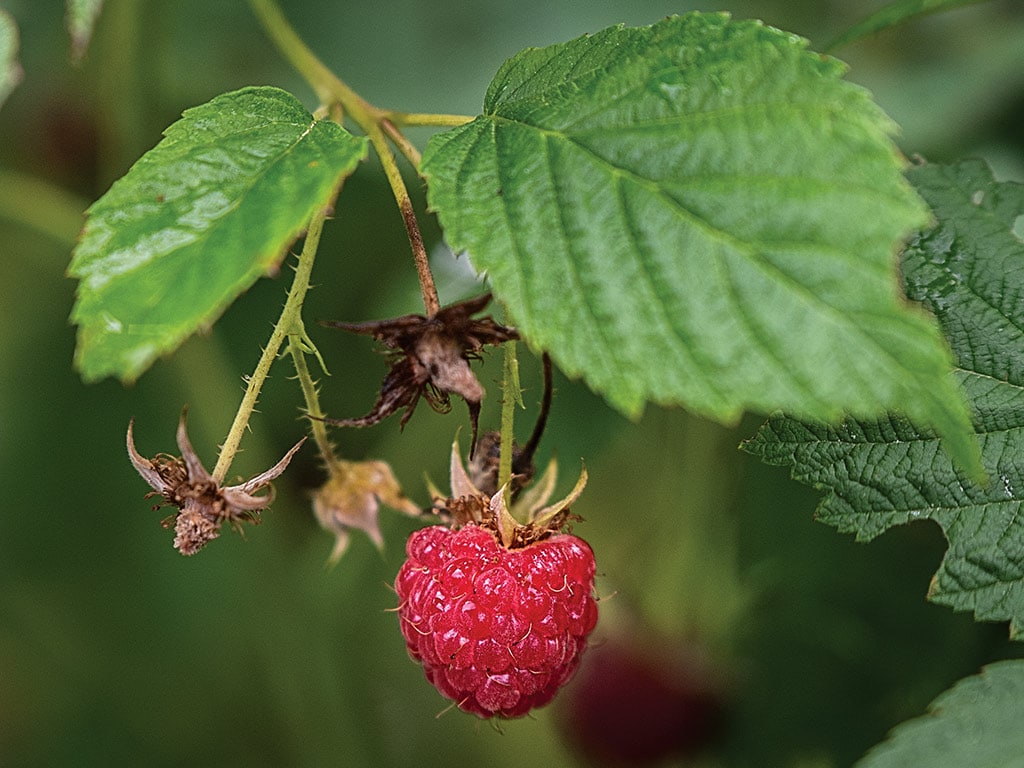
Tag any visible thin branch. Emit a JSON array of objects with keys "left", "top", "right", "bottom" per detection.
[
  {"left": 212, "top": 206, "right": 330, "bottom": 482},
  {"left": 367, "top": 121, "right": 440, "bottom": 315},
  {"left": 381, "top": 118, "right": 422, "bottom": 170},
  {"left": 384, "top": 111, "right": 475, "bottom": 128},
  {"left": 248, "top": 0, "right": 441, "bottom": 317},
  {"left": 247, "top": 0, "right": 370, "bottom": 112},
  {"left": 287, "top": 324, "right": 339, "bottom": 469}
]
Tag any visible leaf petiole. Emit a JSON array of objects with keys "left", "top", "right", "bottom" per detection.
[
  {"left": 381, "top": 118, "right": 422, "bottom": 170},
  {"left": 248, "top": 0, "right": 448, "bottom": 316},
  {"left": 366, "top": 119, "right": 440, "bottom": 315},
  {"left": 383, "top": 111, "right": 474, "bottom": 128}
]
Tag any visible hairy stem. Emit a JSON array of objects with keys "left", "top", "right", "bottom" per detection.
[
  {"left": 392, "top": 171, "right": 438, "bottom": 315},
  {"left": 365, "top": 117, "right": 440, "bottom": 315},
  {"left": 212, "top": 206, "right": 330, "bottom": 482},
  {"left": 287, "top": 324, "right": 338, "bottom": 468},
  {"left": 248, "top": 0, "right": 441, "bottom": 316}
]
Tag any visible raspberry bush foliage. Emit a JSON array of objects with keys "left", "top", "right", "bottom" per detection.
[{"left": 4, "top": 0, "right": 1023, "bottom": 764}]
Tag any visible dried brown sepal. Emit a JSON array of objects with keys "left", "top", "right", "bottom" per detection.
[
  {"left": 318, "top": 293, "right": 518, "bottom": 452},
  {"left": 127, "top": 410, "right": 305, "bottom": 556},
  {"left": 431, "top": 436, "right": 586, "bottom": 549}
]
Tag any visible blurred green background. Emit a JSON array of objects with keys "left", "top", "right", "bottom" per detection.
[{"left": 2, "top": 1, "right": 1023, "bottom": 766}]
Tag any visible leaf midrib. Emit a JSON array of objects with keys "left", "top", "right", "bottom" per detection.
[
  {"left": 78, "top": 117, "right": 324, "bottom": 287},
  {"left": 483, "top": 113, "right": 931, "bottom": 392}
]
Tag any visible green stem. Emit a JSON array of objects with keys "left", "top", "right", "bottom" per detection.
[
  {"left": 381, "top": 118, "right": 422, "bottom": 171},
  {"left": 212, "top": 206, "right": 329, "bottom": 482},
  {"left": 248, "top": 0, "right": 441, "bottom": 316},
  {"left": 287, "top": 323, "right": 338, "bottom": 468},
  {"left": 497, "top": 340, "right": 521, "bottom": 495},
  {"left": 247, "top": 0, "right": 366, "bottom": 111},
  {"left": 383, "top": 111, "right": 474, "bottom": 128}
]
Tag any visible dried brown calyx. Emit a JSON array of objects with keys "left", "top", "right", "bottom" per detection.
[
  {"left": 318, "top": 293, "right": 518, "bottom": 451},
  {"left": 312, "top": 458, "right": 423, "bottom": 564},
  {"left": 127, "top": 410, "right": 305, "bottom": 555},
  {"left": 429, "top": 437, "right": 587, "bottom": 550}
]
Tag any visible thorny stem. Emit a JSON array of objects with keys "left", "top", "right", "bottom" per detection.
[
  {"left": 287, "top": 324, "right": 338, "bottom": 468},
  {"left": 214, "top": 0, "right": 476, "bottom": 479},
  {"left": 247, "top": 0, "right": 463, "bottom": 317},
  {"left": 212, "top": 206, "right": 330, "bottom": 482}
]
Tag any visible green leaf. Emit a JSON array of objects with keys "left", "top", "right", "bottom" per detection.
[
  {"left": 422, "top": 13, "right": 977, "bottom": 473},
  {"left": 0, "top": 9, "right": 22, "bottom": 109},
  {"left": 826, "top": 0, "right": 990, "bottom": 52},
  {"left": 855, "top": 660, "right": 1024, "bottom": 767},
  {"left": 69, "top": 86, "right": 368, "bottom": 383},
  {"left": 66, "top": 0, "right": 104, "bottom": 63},
  {"left": 744, "top": 160, "right": 1024, "bottom": 637}
]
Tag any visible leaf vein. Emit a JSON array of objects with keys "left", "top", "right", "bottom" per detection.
[
  {"left": 610, "top": 173, "right": 709, "bottom": 396},
  {"left": 537, "top": 131, "right": 619, "bottom": 384}
]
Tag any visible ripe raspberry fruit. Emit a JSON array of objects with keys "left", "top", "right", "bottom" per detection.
[
  {"left": 394, "top": 437, "right": 597, "bottom": 718},
  {"left": 395, "top": 523, "right": 597, "bottom": 718}
]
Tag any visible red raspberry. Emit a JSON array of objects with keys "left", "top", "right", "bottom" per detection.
[{"left": 395, "top": 523, "right": 598, "bottom": 718}]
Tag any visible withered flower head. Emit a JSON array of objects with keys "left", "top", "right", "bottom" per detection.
[
  {"left": 312, "top": 458, "right": 423, "bottom": 565},
  {"left": 127, "top": 410, "right": 305, "bottom": 555},
  {"left": 318, "top": 293, "right": 518, "bottom": 450}
]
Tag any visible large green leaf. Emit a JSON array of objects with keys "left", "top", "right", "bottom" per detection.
[
  {"left": 856, "top": 660, "right": 1024, "bottom": 767},
  {"left": 0, "top": 9, "right": 22, "bottom": 109},
  {"left": 826, "top": 0, "right": 990, "bottom": 52},
  {"left": 69, "top": 86, "right": 368, "bottom": 383},
  {"left": 745, "top": 160, "right": 1024, "bottom": 637},
  {"left": 422, "top": 13, "right": 977, "bottom": 473}
]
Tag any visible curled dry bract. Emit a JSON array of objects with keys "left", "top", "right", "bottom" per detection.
[
  {"left": 319, "top": 293, "right": 518, "bottom": 451},
  {"left": 127, "top": 410, "right": 305, "bottom": 555}
]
